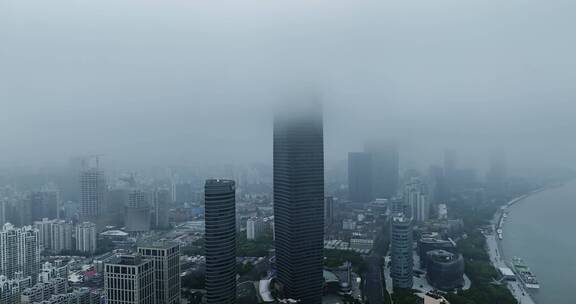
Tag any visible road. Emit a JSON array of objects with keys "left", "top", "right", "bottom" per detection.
[{"left": 365, "top": 255, "right": 385, "bottom": 304}]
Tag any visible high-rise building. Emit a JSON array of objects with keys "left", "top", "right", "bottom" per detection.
[
  {"left": 80, "top": 163, "right": 106, "bottom": 228},
  {"left": 365, "top": 141, "right": 399, "bottom": 199},
  {"left": 105, "top": 189, "right": 128, "bottom": 228},
  {"left": 125, "top": 190, "right": 151, "bottom": 233},
  {"left": 0, "top": 200, "right": 6, "bottom": 227},
  {"left": 0, "top": 224, "right": 40, "bottom": 284},
  {"left": 153, "top": 189, "right": 171, "bottom": 229},
  {"left": 486, "top": 151, "right": 507, "bottom": 198},
  {"left": 347, "top": 152, "right": 373, "bottom": 203},
  {"left": 390, "top": 214, "right": 413, "bottom": 289},
  {"left": 324, "top": 196, "right": 335, "bottom": 228},
  {"left": 246, "top": 217, "right": 265, "bottom": 241},
  {"left": 204, "top": 179, "right": 237, "bottom": 304},
  {"left": 29, "top": 190, "right": 59, "bottom": 222},
  {"left": 273, "top": 104, "right": 324, "bottom": 303},
  {"left": 34, "top": 218, "right": 54, "bottom": 251},
  {"left": 51, "top": 220, "right": 73, "bottom": 254},
  {"left": 137, "top": 240, "right": 181, "bottom": 304},
  {"left": 75, "top": 222, "right": 97, "bottom": 254},
  {"left": 104, "top": 254, "right": 155, "bottom": 304},
  {"left": 404, "top": 179, "right": 429, "bottom": 222}
]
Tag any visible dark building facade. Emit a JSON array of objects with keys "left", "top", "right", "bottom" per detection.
[
  {"left": 364, "top": 141, "right": 399, "bottom": 199},
  {"left": 418, "top": 238, "right": 456, "bottom": 269},
  {"left": 204, "top": 179, "right": 236, "bottom": 304},
  {"left": 273, "top": 105, "right": 324, "bottom": 303},
  {"left": 137, "top": 240, "right": 181, "bottom": 304},
  {"left": 426, "top": 250, "right": 465, "bottom": 290},
  {"left": 347, "top": 152, "right": 373, "bottom": 203}
]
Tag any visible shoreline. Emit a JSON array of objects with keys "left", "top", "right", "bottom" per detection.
[
  {"left": 486, "top": 188, "right": 553, "bottom": 304},
  {"left": 485, "top": 182, "right": 569, "bottom": 304}
]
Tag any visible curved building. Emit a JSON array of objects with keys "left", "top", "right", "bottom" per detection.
[
  {"left": 390, "top": 214, "right": 413, "bottom": 289},
  {"left": 418, "top": 238, "right": 455, "bottom": 269},
  {"left": 426, "top": 249, "right": 464, "bottom": 291},
  {"left": 204, "top": 179, "right": 236, "bottom": 304}
]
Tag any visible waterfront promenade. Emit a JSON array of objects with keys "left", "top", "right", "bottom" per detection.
[{"left": 488, "top": 200, "right": 537, "bottom": 304}]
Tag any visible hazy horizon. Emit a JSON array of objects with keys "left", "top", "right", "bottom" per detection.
[{"left": 1, "top": 0, "right": 575, "bottom": 171}]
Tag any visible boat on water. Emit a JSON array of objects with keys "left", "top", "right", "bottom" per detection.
[{"left": 512, "top": 257, "right": 540, "bottom": 289}]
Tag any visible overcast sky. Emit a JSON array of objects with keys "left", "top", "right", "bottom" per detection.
[{"left": 1, "top": 0, "right": 575, "bottom": 171}]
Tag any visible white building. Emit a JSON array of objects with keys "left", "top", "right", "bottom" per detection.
[
  {"left": 342, "top": 219, "right": 357, "bottom": 231},
  {"left": 404, "top": 178, "right": 429, "bottom": 222},
  {"left": 0, "top": 223, "right": 40, "bottom": 284},
  {"left": 75, "top": 222, "right": 97, "bottom": 254},
  {"left": 247, "top": 217, "right": 265, "bottom": 240},
  {"left": 51, "top": 220, "right": 73, "bottom": 254},
  {"left": 34, "top": 218, "right": 54, "bottom": 251},
  {"left": 438, "top": 204, "right": 448, "bottom": 220}
]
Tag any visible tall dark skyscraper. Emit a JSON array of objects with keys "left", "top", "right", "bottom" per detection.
[
  {"left": 204, "top": 179, "right": 236, "bottom": 304},
  {"left": 365, "top": 141, "right": 399, "bottom": 199},
  {"left": 273, "top": 104, "right": 324, "bottom": 303},
  {"left": 348, "top": 152, "right": 373, "bottom": 203}
]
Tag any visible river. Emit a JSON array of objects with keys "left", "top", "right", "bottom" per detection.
[{"left": 501, "top": 180, "right": 576, "bottom": 304}]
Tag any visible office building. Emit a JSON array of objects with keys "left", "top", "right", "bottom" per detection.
[
  {"left": 204, "top": 179, "right": 237, "bottom": 304},
  {"left": 153, "top": 189, "right": 171, "bottom": 229},
  {"left": 390, "top": 214, "right": 413, "bottom": 289},
  {"left": 324, "top": 196, "right": 335, "bottom": 228},
  {"left": 246, "top": 217, "right": 265, "bottom": 241},
  {"left": 126, "top": 190, "right": 151, "bottom": 233},
  {"left": 274, "top": 104, "right": 324, "bottom": 303},
  {"left": 80, "top": 163, "right": 106, "bottom": 228},
  {"left": 347, "top": 152, "right": 373, "bottom": 203},
  {"left": 29, "top": 190, "right": 59, "bottom": 222},
  {"left": 75, "top": 222, "right": 97, "bottom": 254},
  {"left": 137, "top": 240, "right": 180, "bottom": 304},
  {"left": 104, "top": 254, "right": 155, "bottom": 304},
  {"left": 364, "top": 141, "right": 399, "bottom": 199},
  {"left": 105, "top": 188, "right": 128, "bottom": 228},
  {"left": 426, "top": 250, "right": 465, "bottom": 290}
]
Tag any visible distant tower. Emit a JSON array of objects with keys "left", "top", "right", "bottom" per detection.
[
  {"left": 365, "top": 141, "right": 399, "bottom": 199},
  {"left": 75, "top": 222, "right": 97, "bottom": 254},
  {"left": 51, "top": 220, "right": 73, "bottom": 254},
  {"left": 274, "top": 102, "right": 324, "bottom": 303},
  {"left": 104, "top": 254, "right": 156, "bottom": 304},
  {"left": 138, "top": 240, "right": 181, "bottom": 304},
  {"left": 80, "top": 157, "right": 106, "bottom": 228},
  {"left": 125, "top": 190, "right": 151, "bottom": 233},
  {"left": 204, "top": 179, "right": 237, "bottom": 304},
  {"left": 404, "top": 178, "right": 429, "bottom": 222},
  {"left": 324, "top": 196, "right": 335, "bottom": 228},
  {"left": 153, "top": 189, "right": 171, "bottom": 229},
  {"left": 390, "top": 214, "right": 414, "bottom": 289},
  {"left": 348, "top": 152, "right": 374, "bottom": 203}
]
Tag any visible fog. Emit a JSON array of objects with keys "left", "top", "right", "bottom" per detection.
[{"left": 1, "top": 0, "right": 575, "bottom": 171}]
